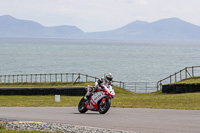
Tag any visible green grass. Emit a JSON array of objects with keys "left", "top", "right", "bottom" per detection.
[
  {"left": 113, "top": 92, "right": 200, "bottom": 110},
  {"left": 0, "top": 82, "right": 200, "bottom": 110},
  {"left": 0, "top": 84, "right": 132, "bottom": 107},
  {"left": 172, "top": 76, "right": 200, "bottom": 84}
]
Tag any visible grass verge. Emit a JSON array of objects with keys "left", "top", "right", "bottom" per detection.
[
  {"left": 172, "top": 76, "right": 200, "bottom": 84},
  {"left": 0, "top": 82, "right": 200, "bottom": 110}
]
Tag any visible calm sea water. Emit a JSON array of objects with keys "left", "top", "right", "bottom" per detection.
[{"left": 0, "top": 38, "right": 200, "bottom": 83}]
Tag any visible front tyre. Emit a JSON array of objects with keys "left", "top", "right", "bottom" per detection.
[
  {"left": 78, "top": 97, "right": 88, "bottom": 113},
  {"left": 98, "top": 98, "right": 111, "bottom": 114}
]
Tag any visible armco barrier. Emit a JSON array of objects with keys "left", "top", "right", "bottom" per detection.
[
  {"left": 162, "top": 84, "right": 200, "bottom": 93},
  {"left": 0, "top": 87, "right": 86, "bottom": 96}
]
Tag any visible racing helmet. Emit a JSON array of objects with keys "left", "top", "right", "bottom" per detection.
[{"left": 104, "top": 72, "right": 113, "bottom": 82}]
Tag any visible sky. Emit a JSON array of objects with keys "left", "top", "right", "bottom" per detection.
[{"left": 0, "top": 0, "right": 200, "bottom": 32}]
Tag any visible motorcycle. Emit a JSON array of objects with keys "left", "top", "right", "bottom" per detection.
[{"left": 78, "top": 84, "right": 115, "bottom": 114}]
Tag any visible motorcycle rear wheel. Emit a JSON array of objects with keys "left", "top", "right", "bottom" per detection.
[
  {"left": 78, "top": 97, "right": 88, "bottom": 113},
  {"left": 98, "top": 98, "right": 111, "bottom": 114}
]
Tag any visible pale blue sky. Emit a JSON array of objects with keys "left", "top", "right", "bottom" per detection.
[{"left": 0, "top": 0, "right": 199, "bottom": 32}]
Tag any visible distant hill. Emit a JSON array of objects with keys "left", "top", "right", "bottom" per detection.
[
  {"left": 87, "top": 17, "right": 200, "bottom": 40},
  {"left": 0, "top": 15, "right": 83, "bottom": 38},
  {"left": 1, "top": 15, "right": 200, "bottom": 40}
]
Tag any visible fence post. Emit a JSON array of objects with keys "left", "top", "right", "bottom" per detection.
[
  {"left": 55, "top": 73, "right": 57, "bottom": 82},
  {"left": 78, "top": 73, "right": 80, "bottom": 82},
  {"left": 180, "top": 70, "right": 182, "bottom": 80},
  {"left": 170, "top": 75, "right": 172, "bottom": 83},
  {"left": 192, "top": 66, "right": 194, "bottom": 77},
  {"left": 72, "top": 73, "right": 74, "bottom": 82},
  {"left": 185, "top": 67, "right": 187, "bottom": 79},
  {"left": 157, "top": 82, "right": 159, "bottom": 91},
  {"left": 61, "top": 73, "right": 62, "bottom": 82},
  {"left": 49, "top": 73, "right": 51, "bottom": 83},
  {"left": 160, "top": 82, "right": 162, "bottom": 90},
  {"left": 40, "top": 74, "right": 42, "bottom": 83},
  {"left": 175, "top": 73, "right": 177, "bottom": 82},
  {"left": 13, "top": 75, "right": 14, "bottom": 83},
  {"left": 86, "top": 75, "right": 88, "bottom": 82}
]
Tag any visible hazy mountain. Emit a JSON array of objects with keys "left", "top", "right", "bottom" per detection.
[
  {"left": 87, "top": 17, "right": 200, "bottom": 40},
  {"left": 0, "top": 15, "right": 83, "bottom": 38},
  {"left": 1, "top": 15, "right": 200, "bottom": 40}
]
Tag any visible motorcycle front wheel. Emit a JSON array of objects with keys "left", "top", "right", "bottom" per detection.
[
  {"left": 98, "top": 98, "right": 111, "bottom": 114},
  {"left": 78, "top": 97, "right": 88, "bottom": 113}
]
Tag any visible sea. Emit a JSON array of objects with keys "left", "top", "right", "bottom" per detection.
[{"left": 0, "top": 38, "right": 200, "bottom": 85}]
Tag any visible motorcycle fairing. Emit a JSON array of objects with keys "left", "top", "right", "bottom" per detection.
[{"left": 87, "top": 91, "right": 106, "bottom": 111}]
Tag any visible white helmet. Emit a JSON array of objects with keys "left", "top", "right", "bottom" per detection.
[{"left": 104, "top": 72, "right": 113, "bottom": 82}]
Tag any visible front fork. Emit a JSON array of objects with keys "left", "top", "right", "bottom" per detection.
[{"left": 100, "top": 98, "right": 106, "bottom": 105}]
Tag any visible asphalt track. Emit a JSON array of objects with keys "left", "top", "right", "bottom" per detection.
[{"left": 0, "top": 107, "right": 199, "bottom": 133}]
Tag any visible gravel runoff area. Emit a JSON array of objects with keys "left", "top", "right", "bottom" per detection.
[{"left": 0, "top": 120, "right": 137, "bottom": 133}]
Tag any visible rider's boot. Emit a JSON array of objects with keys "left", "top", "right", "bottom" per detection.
[{"left": 84, "top": 87, "right": 93, "bottom": 100}]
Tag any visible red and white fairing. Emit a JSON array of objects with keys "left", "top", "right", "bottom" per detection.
[{"left": 85, "top": 85, "right": 115, "bottom": 111}]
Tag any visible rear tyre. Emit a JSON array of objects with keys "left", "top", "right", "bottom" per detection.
[
  {"left": 98, "top": 98, "right": 111, "bottom": 114},
  {"left": 78, "top": 97, "right": 88, "bottom": 113}
]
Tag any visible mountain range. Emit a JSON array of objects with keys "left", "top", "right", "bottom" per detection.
[
  {"left": 0, "top": 15, "right": 83, "bottom": 38},
  {"left": 1, "top": 15, "right": 200, "bottom": 40}
]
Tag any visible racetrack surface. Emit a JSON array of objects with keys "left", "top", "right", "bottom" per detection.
[{"left": 0, "top": 107, "right": 199, "bottom": 133}]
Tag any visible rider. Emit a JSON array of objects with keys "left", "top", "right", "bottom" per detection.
[{"left": 84, "top": 72, "right": 113, "bottom": 100}]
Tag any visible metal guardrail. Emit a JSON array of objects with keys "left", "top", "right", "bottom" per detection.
[
  {"left": 157, "top": 66, "right": 200, "bottom": 91},
  {"left": 0, "top": 73, "right": 96, "bottom": 83},
  {"left": 124, "top": 82, "right": 158, "bottom": 93},
  {"left": 0, "top": 73, "right": 158, "bottom": 93},
  {"left": 0, "top": 72, "right": 124, "bottom": 87}
]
